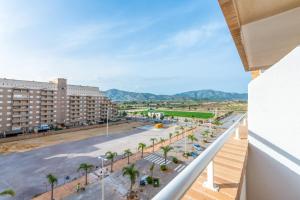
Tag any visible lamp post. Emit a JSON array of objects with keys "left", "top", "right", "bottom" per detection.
[
  {"left": 106, "top": 105, "right": 109, "bottom": 137},
  {"left": 97, "top": 156, "right": 107, "bottom": 200},
  {"left": 184, "top": 131, "right": 187, "bottom": 154}
]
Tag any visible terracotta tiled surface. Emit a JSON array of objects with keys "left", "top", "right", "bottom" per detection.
[{"left": 181, "top": 127, "right": 248, "bottom": 200}]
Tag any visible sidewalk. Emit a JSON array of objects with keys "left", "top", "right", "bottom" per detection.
[{"left": 32, "top": 128, "right": 195, "bottom": 200}]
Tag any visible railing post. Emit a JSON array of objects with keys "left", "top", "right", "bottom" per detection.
[
  {"left": 235, "top": 126, "right": 240, "bottom": 140},
  {"left": 242, "top": 118, "right": 247, "bottom": 126},
  {"left": 203, "top": 161, "right": 219, "bottom": 191}
]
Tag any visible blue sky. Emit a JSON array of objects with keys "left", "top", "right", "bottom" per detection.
[{"left": 0, "top": 0, "right": 250, "bottom": 94}]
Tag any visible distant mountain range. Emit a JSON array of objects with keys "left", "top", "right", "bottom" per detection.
[{"left": 104, "top": 89, "right": 247, "bottom": 102}]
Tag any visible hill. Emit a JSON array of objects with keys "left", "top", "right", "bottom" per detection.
[{"left": 104, "top": 89, "right": 247, "bottom": 102}]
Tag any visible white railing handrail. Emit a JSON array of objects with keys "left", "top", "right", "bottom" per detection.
[{"left": 152, "top": 113, "right": 247, "bottom": 200}]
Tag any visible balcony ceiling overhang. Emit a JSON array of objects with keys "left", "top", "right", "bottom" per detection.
[{"left": 218, "top": 0, "right": 300, "bottom": 71}]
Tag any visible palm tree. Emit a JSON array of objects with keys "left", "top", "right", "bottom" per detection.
[
  {"left": 187, "top": 134, "right": 198, "bottom": 144},
  {"left": 202, "top": 130, "right": 209, "bottom": 143},
  {"left": 160, "top": 145, "right": 174, "bottom": 165},
  {"left": 105, "top": 151, "right": 118, "bottom": 172},
  {"left": 0, "top": 189, "right": 15, "bottom": 197},
  {"left": 78, "top": 163, "right": 94, "bottom": 185},
  {"left": 150, "top": 138, "right": 157, "bottom": 153},
  {"left": 149, "top": 163, "right": 155, "bottom": 178},
  {"left": 124, "top": 149, "right": 133, "bottom": 164},
  {"left": 169, "top": 133, "right": 173, "bottom": 144},
  {"left": 176, "top": 131, "right": 180, "bottom": 140},
  {"left": 46, "top": 174, "right": 57, "bottom": 200},
  {"left": 159, "top": 137, "right": 165, "bottom": 144},
  {"left": 138, "top": 143, "right": 146, "bottom": 158},
  {"left": 122, "top": 164, "right": 139, "bottom": 194},
  {"left": 180, "top": 126, "right": 184, "bottom": 133}
]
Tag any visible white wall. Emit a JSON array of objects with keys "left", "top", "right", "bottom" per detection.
[{"left": 247, "top": 46, "right": 300, "bottom": 200}]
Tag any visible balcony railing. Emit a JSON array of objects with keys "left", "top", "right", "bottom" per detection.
[{"left": 152, "top": 113, "right": 247, "bottom": 200}]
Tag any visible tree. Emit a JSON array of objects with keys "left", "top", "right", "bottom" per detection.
[
  {"left": 176, "top": 131, "right": 180, "bottom": 139},
  {"left": 138, "top": 143, "right": 146, "bottom": 158},
  {"left": 78, "top": 163, "right": 94, "bottom": 185},
  {"left": 160, "top": 137, "right": 165, "bottom": 144},
  {"left": 160, "top": 115, "right": 164, "bottom": 120},
  {"left": 150, "top": 138, "right": 157, "bottom": 153},
  {"left": 46, "top": 174, "right": 57, "bottom": 200},
  {"left": 187, "top": 134, "right": 198, "bottom": 144},
  {"left": 122, "top": 164, "right": 139, "bottom": 194},
  {"left": 124, "top": 149, "right": 133, "bottom": 164},
  {"left": 0, "top": 189, "right": 15, "bottom": 197},
  {"left": 160, "top": 145, "right": 174, "bottom": 165},
  {"left": 169, "top": 133, "right": 173, "bottom": 144},
  {"left": 149, "top": 163, "right": 155, "bottom": 178},
  {"left": 122, "top": 111, "right": 127, "bottom": 117},
  {"left": 180, "top": 126, "right": 184, "bottom": 133},
  {"left": 105, "top": 151, "right": 118, "bottom": 172},
  {"left": 202, "top": 130, "right": 209, "bottom": 143}
]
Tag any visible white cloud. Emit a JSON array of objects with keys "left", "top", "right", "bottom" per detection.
[{"left": 169, "top": 23, "right": 224, "bottom": 48}]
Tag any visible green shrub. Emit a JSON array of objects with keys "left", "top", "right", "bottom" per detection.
[
  {"left": 146, "top": 176, "right": 153, "bottom": 184},
  {"left": 172, "top": 157, "right": 179, "bottom": 164},
  {"left": 160, "top": 164, "right": 167, "bottom": 171}
]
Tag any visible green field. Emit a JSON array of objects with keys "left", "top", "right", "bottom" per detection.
[{"left": 155, "top": 110, "right": 214, "bottom": 119}]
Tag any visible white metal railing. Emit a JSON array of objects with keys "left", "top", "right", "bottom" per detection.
[{"left": 152, "top": 113, "right": 247, "bottom": 200}]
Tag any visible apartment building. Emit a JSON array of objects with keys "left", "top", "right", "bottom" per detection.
[
  {"left": 100, "top": 95, "right": 118, "bottom": 122},
  {"left": 0, "top": 78, "right": 117, "bottom": 136}
]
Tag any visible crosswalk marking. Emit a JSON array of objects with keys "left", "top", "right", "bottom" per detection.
[
  {"left": 144, "top": 154, "right": 171, "bottom": 166},
  {"left": 174, "top": 164, "right": 186, "bottom": 172}
]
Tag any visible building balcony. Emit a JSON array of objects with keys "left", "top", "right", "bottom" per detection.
[
  {"left": 12, "top": 107, "right": 29, "bottom": 112},
  {"left": 12, "top": 113, "right": 29, "bottom": 118},
  {"left": 41, "top": 91, "right": 54, "bottom": 96},
  {"left": 41, "top": 97, "right": 54, "bottom": 101},
  {"left": 41, "top": 102, "right": 54, "bottom": 106},
  {"left": 12, "top": 118, "right": 29, "bottom": 123},
  {"left": 40, "top": 107, "right": 54, "bottom": 111},
  {"left": 13, "top": 101, "right": 29, "bottom": 106},
  {"left": 13, "top": 95, "right": 29, "bottom": 100},
  {"left": 153, "top": 114, "right": 248, "bottom": 200}
]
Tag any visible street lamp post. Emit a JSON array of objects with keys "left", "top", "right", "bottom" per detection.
[
  {"left": 97, "top": 156, "right": 107, "bottom": 200},
  {"left": 106, "top": 105, "right": 109, "bottom": 137},
  {"left": 184, "top": 131, "right": 187, "bottom": 154}
]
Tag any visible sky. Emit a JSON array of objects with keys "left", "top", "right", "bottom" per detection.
[{"left": 0, "top": 0, "right": 250, "bottom": 94}]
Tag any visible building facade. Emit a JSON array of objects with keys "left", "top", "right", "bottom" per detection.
[{"left": 0, "top": 78, "right": 117, "bottom": 135}]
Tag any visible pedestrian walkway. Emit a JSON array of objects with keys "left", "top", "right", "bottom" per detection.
[
  {"left": 144, "top": 153, "right": 171, "bottom": 165},
  {"left": 174, "top": 164, "right": 186, "bottom": 172}
]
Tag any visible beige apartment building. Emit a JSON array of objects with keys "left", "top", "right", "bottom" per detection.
[{"left": 0, "top": 78, "right": 117, "bottom": 136}]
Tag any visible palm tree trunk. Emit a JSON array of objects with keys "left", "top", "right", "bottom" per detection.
[
  {"left": 51, "top": 184, "right": 54, "bottom": 200},
  {"left": 152, "top": 142, "right": 154, "bottom": 152},
  {"left": 164, "top": 155, "right": 167, "bottom": 165},
  {"left": 85, "top": 170, "right": 88, "bottom": 185},
  {"left": 110, "top": 160, "right": 113, "bottom": 172},
  {"left": 130, "top": 181, "right": 133, "bottom": 193},
  {"left": 141, "top": 149, "right": 144, "bottom": 158},
  {"left": 127, "top": 156, "right": 130, "bottom": 164}
]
